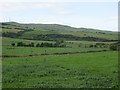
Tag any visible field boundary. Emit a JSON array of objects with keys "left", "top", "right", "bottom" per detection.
[{"left": 2, "top": 50, "right": 108, "bottom": 58}]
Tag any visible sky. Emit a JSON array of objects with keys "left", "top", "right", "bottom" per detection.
[{"left": 0, "top": 1, "right": 118, "bottom": 31}]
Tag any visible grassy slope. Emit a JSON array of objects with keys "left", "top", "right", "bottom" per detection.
[
  {"left": 1, "top": 29, "right": 23, "bottom": 33},
  {"left": 2, "top": 22, "right": 118, "bottom": 40}
]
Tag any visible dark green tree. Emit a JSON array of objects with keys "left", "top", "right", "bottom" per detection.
[
  {"left": 36, "top": 43, "right": 41, "bottom": 47},
  {"left": 109, "top": 44, "right": 118, "bottom": 51},
  {"left": 11, "top": 43, "right": 15, "bottom": 46},
  {"left": 17, "top": 42, "right": 24, "bottom": 46}
]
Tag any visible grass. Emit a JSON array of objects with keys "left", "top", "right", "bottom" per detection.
[
  {"left": 2, "top": 28, "right": 23, "bottom": 33},
  {"left": 23, "top": 30, "right": 58, "bottom": 35},
  {"left": 3, "top": 46, "right": 108, "bottom": 56},
  {"left": 2, "top": 36, "right": 118, "bottom": 88},
  {"left": 2, "top": 37, "right": 109, "bottom": 56},
  {"left": 2, "top": 51, "right": 118, "bottom": 88},
  {"left": 23, "top": 30, "right": 118, "bottom": 40},
  {"left": 2, "top": 37, "right": 55, "bottom": 46},
  {"left": 60, "top": 31, "right": 118, "bottom": 40}
]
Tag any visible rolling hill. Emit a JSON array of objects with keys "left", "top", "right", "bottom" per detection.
[
  {"left": 1, "top": 22, "right": 118, "bottom": 41},
  {"left": 2, "top": 22, "right": 119, "bottom": 88}
]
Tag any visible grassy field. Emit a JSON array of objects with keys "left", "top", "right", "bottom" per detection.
[
  {"left": 2, "top": 37, "right": 118, "bottom": 88},
  {"left": 23, "top": 30, "right": 58, "bottom": 35},
  {"left": 2, "top": 51, "right": 118, "bottom": 88},
  {"left": 60, "top": 31, "right": 118, "bottom": 40},
  {"left": 2, "top": 37, "right": 109, "bottom": 56},
  {"left": 2, "top": 37, "right": 55, "bottom": 46},
  {"left": 21, "top": 29, "right": 118, "bottom": 40},
  {"left": 1, "top": 29, "right": 23, "bottom": 33},
  {"left": 2, "top": 22, "right": 119, "bottom": 88}
]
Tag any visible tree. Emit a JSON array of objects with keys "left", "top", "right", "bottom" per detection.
[
  {"left": 29, "top": 42, "right": 34, "bottom": 47},
  {"left": 40, "top": 43, "right": 44, "bottom": 47},
  {"left": 36, "top": 43, "right": 41, "bottom": 47},
  {"left": 17, "top": 42, "right": 24, "bottom": 46},
  {"left": 11, "top": 43, "right": 15, "bottom": 46},
  {"left": 89, "top": 45, "right": 94, "bottom": 48},
  {"left": 94, "top": 45, "right": 97, "bottom": 48},
  {"left": 109, "top": 44, "right": 118, "bottom": 51}
]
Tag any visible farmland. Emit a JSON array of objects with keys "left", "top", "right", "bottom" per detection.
[
  {"left": 2, "top": 51, "right": 118, "bottom": 88},
  {"left": 1, "top": 22, "right": 119, "bottom": 88}
]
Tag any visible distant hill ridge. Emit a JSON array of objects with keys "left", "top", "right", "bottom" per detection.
[{"left": 1, "top": 22, "right": 116, "bottom": 33}]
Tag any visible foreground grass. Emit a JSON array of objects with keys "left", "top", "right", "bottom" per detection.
[{"left": 2, "top": 51, "right": 118, "bottom": 88}]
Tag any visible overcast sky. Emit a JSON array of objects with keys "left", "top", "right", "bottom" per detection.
[{"left": 0, "top": 1, "right": 118, "bottom": 31}]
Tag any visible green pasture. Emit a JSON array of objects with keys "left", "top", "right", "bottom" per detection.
[
  {"left": 2, "top": 28, "right": 23, "bottom": 33},
  {"left": 23, "top": 30, "right": 58, "bottom": 35},
  {"left": 21, "top": 29, "right": 118, "bottom": 40},
  {"left": 60, "top": 31, "right": 118, "bottom": 40},
  {"left": 2, "top": 37, "right": 55, "bottom": 46},
  {"left": 2, "top": 51, "right": 118, "bottom": 88},
  {"left": 2, "top": 37, "right": 109, "bottom": 56},
  {"left": 3, "top": 46, "right": 108, "bottom": 56}
]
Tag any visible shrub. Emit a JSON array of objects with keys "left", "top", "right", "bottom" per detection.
[
  {"left": 109, "top": 43, "right": 119, "bottom": 51},
  {"left": 36, "top": 43, "right": 41, "bottom": 47},
  {"left": 11, "top": 43, "right": 15, "bottom": 46},
  {"left": 110, "top": 44, "right": 118, "bottom": 51},
  {"left": 17, "top": 42, "right": 24, "bottom": 46}
]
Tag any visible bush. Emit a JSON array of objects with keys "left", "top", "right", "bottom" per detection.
[
  {"left": 17, "top": 42, "right": 24, "bottom": 46},
  {"left": 109, "top": 43, "right": 119, "bottom": 51},
  {"left": 89, "top": 45, "right": 94, "bottom": 48},
  {"left": 110, "top": 44, "right": 118, "bottom": 51},
  {"left": 36, "top": 43, "right": 41, "bottom": 47},
  {"left": 11, "top": 43, "right": 15, "bottom": 46},
  {"left": 29, "top": 42, "right": 34, "bottom": 47}
]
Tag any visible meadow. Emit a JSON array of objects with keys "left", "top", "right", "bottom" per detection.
[
  {"left": 2, "top": 37, "right": 118, "bottom": 88},
  {"left": 2, "top": 22, "right": 119, "bottom": 88},
  {"left": 2, "top": 51, "right": 118, "bottom": 88}
]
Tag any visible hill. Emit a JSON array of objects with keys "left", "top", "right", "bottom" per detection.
[{"left": 1, "top": 22, "right": 118, "bottom": 42}]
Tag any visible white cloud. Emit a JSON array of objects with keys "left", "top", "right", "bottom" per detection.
[
  {"left": 0, "top": 2, "right": 74, "bottom": 15},
  {"left": 0, "top": 2, "right": 57, "bottom": 12}
]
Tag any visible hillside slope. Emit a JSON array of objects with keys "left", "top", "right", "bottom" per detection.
[{"left": 1, "top": 22, "right": 118, "bottom": 41}]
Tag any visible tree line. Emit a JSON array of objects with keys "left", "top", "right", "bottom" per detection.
[
  {"left": 78, "top": 42, "right": 119, "bottom": 51},
  {"left": 11, "top": 41, "right": 66, "bottom": 48},
  {"left": 11, "top": 41, "right": 119, "bottom": 51}
]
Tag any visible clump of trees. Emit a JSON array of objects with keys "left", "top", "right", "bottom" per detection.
[
  {"left": 109, "top": 42, "right": 119, "bottom": 51},
  {"left": 93, "top": 43, "right": 109, "bottom": 48},
  {"left": 78, "top": 43, "right": 109, "bottom": 48},
  {"left": 11, "top": 40, "right": 66, "bottom": 48},
  {"left": 88, "top": 43, "right": 120, "bottom": 50},
  {"left": 36, "top": 42, "right": 54, "bottom": 47},
  {"left": 11, "top": 42, "right": 35, "bottom": 47}
]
